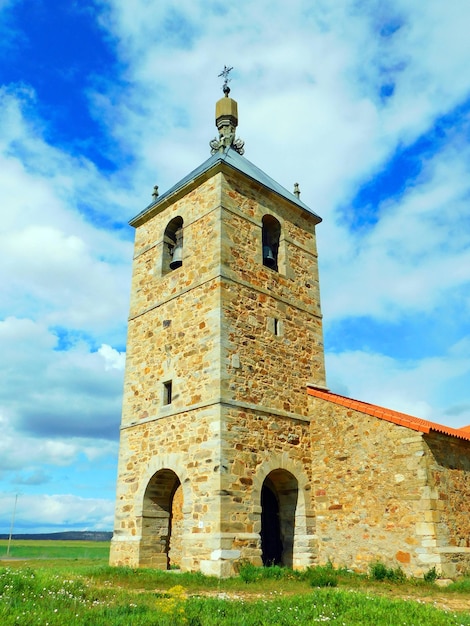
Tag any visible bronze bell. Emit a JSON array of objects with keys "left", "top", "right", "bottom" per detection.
[
  {"left": 263, "top": 245, "right": 276, "bottom": 268},
  {"left": 169, "top": 229, "right": 183, "bottom": 269}
]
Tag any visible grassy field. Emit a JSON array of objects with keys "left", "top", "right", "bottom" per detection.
[
  {"left": 1, "top": 541, "right": 470, "bottom": 625},
  {"left": 0, "top": 539, "right": 109, "bottom": 560}
]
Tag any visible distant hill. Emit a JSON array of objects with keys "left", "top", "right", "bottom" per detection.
[{"left": 0, "top": 531, "right": 112, "bottom": 541}]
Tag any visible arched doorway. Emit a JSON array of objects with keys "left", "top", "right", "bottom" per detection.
[
  {"left": 260, "top": 470, "right": 298, "bottom": 568},
  {"left": 140, "top": 468, "right": 183, "bottom": 569}
]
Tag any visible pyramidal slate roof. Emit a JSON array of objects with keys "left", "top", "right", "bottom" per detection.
[{"left": 130, "top": 147, "right": 321, "bottom": 227}]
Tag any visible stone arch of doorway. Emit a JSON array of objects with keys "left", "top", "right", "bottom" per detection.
[
  {"left": 253, "top": 453, "right": 316, "bottom": 570},
  {"left": 135, "top": 453, "right": 193, "bottom": 569}
]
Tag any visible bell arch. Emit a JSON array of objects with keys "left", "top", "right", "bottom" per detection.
[
  {"left": 261, "top": 214, "right": 281, "bottom": 271},
  {"left": 162, "top": 216, "right": 184, "bottom": 274},
  {"left": 140, "top": 468, "right": 183, "bottom": 569}
]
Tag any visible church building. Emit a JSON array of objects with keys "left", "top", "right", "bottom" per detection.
[{"left": 110, "top": 81, "right": 470, "bottom": 578}]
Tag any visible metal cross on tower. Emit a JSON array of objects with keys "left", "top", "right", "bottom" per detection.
[{"left": 218, "top": 65, "right": 233, "bottom": 95}]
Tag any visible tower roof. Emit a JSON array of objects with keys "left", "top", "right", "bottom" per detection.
[
  {"left": 132, "top": 81, "right": 322, "bottom": 227},
  {"left": 131, "top": 146, "right": 322, "bottom": 227}
]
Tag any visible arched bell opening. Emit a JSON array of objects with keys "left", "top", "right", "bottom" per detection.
[
  {"left": 140, "top": 468, "right": 183, "bottom": 569},
  {"left": 260, "top": 470, "right": 298, "bottom": 568},
  {"left": 261, "top": 214, "right": 281, "bottom": 272},
  {"left": 162, "top": 216, "right": 184, "bottom": 274}
]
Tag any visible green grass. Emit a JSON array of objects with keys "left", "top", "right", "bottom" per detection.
[
  {"left": 448, "top": 577, "right": 470, "bottom": 593},
  {"left": 0, "top": 539, "right": 109, "bottom": 560},
  {"left": 1, "top": 565, "right": 470, "bottom": 626},
  {"left": 369, "top": 561, "right": 407, "bottom": 582},
  {"left": 1, "top": 545, "right": 470, "bottom": 625}
]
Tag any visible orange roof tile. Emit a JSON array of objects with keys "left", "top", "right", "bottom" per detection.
[{"left": 307, "top": 386, "right": 470, "bottom": 442}]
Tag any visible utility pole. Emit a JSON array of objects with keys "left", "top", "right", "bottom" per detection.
[{"left": 6, "top": 494, "right": 18, "bottom": 557}]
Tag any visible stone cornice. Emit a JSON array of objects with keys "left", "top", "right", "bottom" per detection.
[{"left": 120, "top": 397, "right": 311, "bottom": 431}]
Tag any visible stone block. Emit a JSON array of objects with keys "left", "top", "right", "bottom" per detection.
[
  {"left": 200, "top": 559, "right": 233, "bottom": 578},
  {"left": 211, "top": 549, "right": 241, "bottom": 560},
  {"left": 415, "top": 522, "right": 436, "bottom": 536}
]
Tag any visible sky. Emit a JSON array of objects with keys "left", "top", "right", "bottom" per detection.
[{"left": 1, "top": 0, "right": 470, "bottom": 534}]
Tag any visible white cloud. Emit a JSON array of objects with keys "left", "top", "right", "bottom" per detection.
[
  {"left": 1, "top": 0, "right": 470, "bottom": 534},
  {"left": 320, "top": 137, "right": 470, "bottom": 322},
  {"left": 0, "top": 406, "right": 118, "bottom": 475},
  {"left": 92, "top": 0, "right": 470, "bottom": 206},
  {"left": 0, "top": 318, "right": 124, "bottom": 444},
  {"left": 0, "top": 87, "right": 134, "bottom": 338},
  {"left": 98, "top": 344, "right": 126, "bottom": 371},
  {"left": 1, "top": 224, "right": 131, "bottom": 330},
  {"left": 326, "top": 340, "right": 470, "bottom": 428},
  {"left": 0, "top": 492, "right": 114, "bottom": 533}
]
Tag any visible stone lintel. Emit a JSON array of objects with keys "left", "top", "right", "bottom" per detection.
[{"left": 436, "top": 546, "right": 470, "bottom": 554}]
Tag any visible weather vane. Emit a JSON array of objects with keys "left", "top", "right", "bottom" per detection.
[{"left": 218, "top": 65, "right": 233, "bottom": 95}]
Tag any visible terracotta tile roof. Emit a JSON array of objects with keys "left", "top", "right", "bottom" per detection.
[{"left": 307, "top": 386, "right": 470, "bottom": 442}]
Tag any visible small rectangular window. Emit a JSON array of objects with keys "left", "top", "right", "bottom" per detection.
[{"left": 163, "top": 381, "right": 172, "bottom": 405}]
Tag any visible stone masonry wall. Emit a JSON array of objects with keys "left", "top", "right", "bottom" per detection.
[
  {"left": 309, "top": 395, "right": 438, "bottom": 576},
  {"left": 120, "top": 280, "right": 220, "bottom": 428},
  {"left": 120, "top": 175, "right": 225, "bottom": 431},
  {"left": 128, "top": 176, "right": 222, "bottom": 322},
  {"left": 216, "top": 405, "right": 317, "bottom": 571},
  {"left": 423, "top": 433, "right": 470, "bottom": 576},
  {"left": 111, "top": 166, "right": 326, "bottom": 574},
  {"left": 110, "top": 405, "right": 224, "bottom": 571},
  {"left": 220, "top": 171, "right": 324, "bottom": 323},
  {"left": 221, "top": 280, "right": 323, "bottom": 417},
  {"left": 112, "top": 174, "right": 227, "bottom": 569},
  {"left": 219, "top": 169, "right": 326, "bottom": 410}
]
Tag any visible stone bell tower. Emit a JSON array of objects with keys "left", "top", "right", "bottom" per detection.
[{"left": 110, "top": 78, "right": 326, "bottom": 576}]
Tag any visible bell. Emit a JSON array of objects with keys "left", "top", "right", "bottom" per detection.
[
  {"left": 169, "top": 229, "right": 183, "bottom": 269},
  {"left": 169, "top": 241, "right": 183, "bottom": 269},
  {"left": 263, "top": 245, "right": 276, "bottom": 268}
]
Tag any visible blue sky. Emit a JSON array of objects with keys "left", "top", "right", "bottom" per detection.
[{"left": 1, "top": 0, "right": 470, "bottom": 533}]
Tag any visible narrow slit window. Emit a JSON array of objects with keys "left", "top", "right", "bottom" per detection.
[
  {"left": 273, "top": 318, "right": 280, "bottom": 336},
  {"left": 163, "top": 381, "right": 173, "bottom": 405}
]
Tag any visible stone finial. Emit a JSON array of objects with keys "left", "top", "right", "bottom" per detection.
[
  {"left": 210, "top": 66, "right": 245, "bottom": 155},
  {"left": 293, "top": 183, "right": 300, "bottom": 199},
  {"left": 152, "top": 185, "right": 159, "bottom": 200}
]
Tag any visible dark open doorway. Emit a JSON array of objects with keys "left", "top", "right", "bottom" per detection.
[
  {"left": 261, "top": 483, "right": 283, "bottom": 565},
  {"left": 260, "top": 470, "right": 298, "bottom": 568}
]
